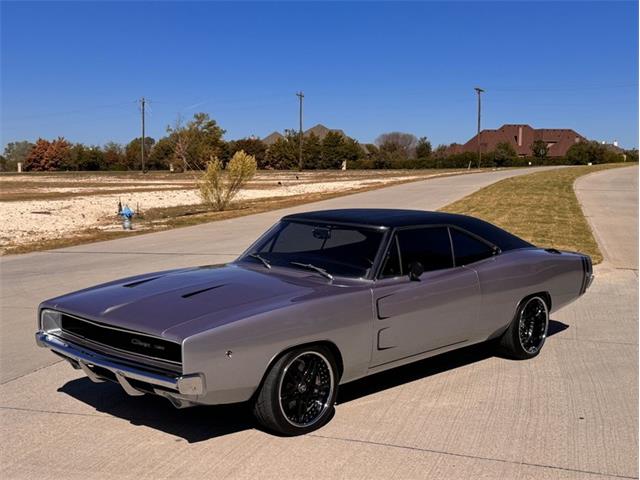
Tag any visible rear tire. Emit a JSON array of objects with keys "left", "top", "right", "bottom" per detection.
[
  {"left": 253, "top": 346, "right": 338, "bottom": 436},
  {"left": 499, "top": 296, "right": 549, "bottom": 359}
]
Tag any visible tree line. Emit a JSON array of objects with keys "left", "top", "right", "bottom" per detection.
[{"left": 1, "top": 112, "right": 635, "bottom": 172}]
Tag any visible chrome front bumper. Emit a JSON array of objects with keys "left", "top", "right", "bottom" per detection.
[{"left": 35, "top": 332, "right": 204, "bottom": 406}]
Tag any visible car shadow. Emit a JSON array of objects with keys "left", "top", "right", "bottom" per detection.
[
  {"left": 338, "top": 319, "right": 568, "bottom": 403},
  {"left": 58, "top": 379, "right": 255, "bottom": 442},
  {"left": 58, "top": 319, "right": 569, "bottom": 443}
]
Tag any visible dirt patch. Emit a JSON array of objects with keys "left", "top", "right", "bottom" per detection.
[{"left": 1, "top": 169, "right": 477, "bottom": 254}]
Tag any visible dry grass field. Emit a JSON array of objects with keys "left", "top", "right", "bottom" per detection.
[
  {"left": 441, "top": 163, "right": 633, "bottom": 263},
  {"left": 1, "top": 169, "right": 476, "bottom": 254}
]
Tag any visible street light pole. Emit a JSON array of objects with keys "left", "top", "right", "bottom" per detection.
[{"left": 475, "top": 87, "right": 484, "bottom": 168}]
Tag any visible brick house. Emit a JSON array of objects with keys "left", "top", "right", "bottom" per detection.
[{"left": 449, "top": 124, "right": 587, "bottom": 157}]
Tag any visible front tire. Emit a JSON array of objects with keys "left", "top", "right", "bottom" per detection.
[
  {"left": 499, "top": 296, "right": 549, "bottom": 359},
  {"left": 253, "top": 346, "right": 338, "bottom": 436}
]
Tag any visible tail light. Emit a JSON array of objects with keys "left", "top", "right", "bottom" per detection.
[{"left": 580, "top": 255, "right": 594, "bottom": 294}]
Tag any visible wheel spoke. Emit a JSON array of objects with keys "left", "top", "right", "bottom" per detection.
[
  {"left": 518, "top": 298, "right": 548, "bottom": 354},
  {"left": 278, "top": 352, "right": 334, "bottom": 428}
]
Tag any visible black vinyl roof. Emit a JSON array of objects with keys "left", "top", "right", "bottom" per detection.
[{"left": 282, "top": 209, "right": 534, "bottom": 251}]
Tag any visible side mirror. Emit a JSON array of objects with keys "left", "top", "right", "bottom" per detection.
[{"left": 408, "top": 261, "right": 424, "bottom": 281}]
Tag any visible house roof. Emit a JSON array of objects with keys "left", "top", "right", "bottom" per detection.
[
  {"left": 304, "top": 124, "right": 346, "bottom": 139},
  {"left": 262, "top": 131, "right": 284, "bottom": 145},
  {"left": 450, "top": 124, "right": 587, "bottom": 157}
]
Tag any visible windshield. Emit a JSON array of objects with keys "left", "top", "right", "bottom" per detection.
[{"left": 239, "top": 220, "right": 385, "bottom": 278}]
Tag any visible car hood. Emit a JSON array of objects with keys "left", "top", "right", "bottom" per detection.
[{"left": 43, "top": 264, "right": 330, "bottom": 342}]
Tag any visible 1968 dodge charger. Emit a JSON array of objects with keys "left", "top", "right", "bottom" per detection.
[{"left": 36, "top": 209, "right": 593, "bottom": 435}]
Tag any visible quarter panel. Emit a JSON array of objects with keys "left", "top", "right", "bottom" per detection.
[{"left": 473, "top": 249, "right": 584, "bottom": 338}]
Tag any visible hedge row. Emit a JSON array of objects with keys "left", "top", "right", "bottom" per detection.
[{"left": 348, "top": 152, "right": 634, "bottom": 170}]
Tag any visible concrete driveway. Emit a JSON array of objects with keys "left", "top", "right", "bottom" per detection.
[{"left": 0, "top": 166, "right": 637, "bottom": 479}]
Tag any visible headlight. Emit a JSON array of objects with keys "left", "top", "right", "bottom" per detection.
[{"left": 40, "top": 309, "right": 62, "bottom": 333}]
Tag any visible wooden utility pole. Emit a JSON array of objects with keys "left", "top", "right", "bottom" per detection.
[
  {"left": 140, "top": 97, "right": 146, "bottom": 173},
  {"left": 296, "top": 91, "right": 304, "bottom": 170},
  {"left": 474, "top": 87, "right": 484, "bottom": 168}
]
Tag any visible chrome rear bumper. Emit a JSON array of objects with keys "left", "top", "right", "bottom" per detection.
[{"left": 35, "top": 332, "right": 204, "bottom": 405}]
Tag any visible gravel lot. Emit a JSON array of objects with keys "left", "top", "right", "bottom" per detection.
[{"left": 0, "top": 170, "right": 465, "bottom": 252}]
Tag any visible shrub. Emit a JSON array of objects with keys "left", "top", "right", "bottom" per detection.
[{"left": 199, "top": 150, "right": 257, "bottom": 211}]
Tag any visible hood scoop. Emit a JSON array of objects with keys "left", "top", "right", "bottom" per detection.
[
  {"left": 181, "top": 284, "right": 226, "bottom": 299},
  {"left": 123, "top": 276, "right": 164, "bottom": 288}
]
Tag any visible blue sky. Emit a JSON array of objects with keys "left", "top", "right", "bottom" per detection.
[{"left": 1, "top": 1, "right": 638, "bottom": 149}]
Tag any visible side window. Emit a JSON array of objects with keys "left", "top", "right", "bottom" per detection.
[
  {"left": 380, "top": 236, "right": 402, "bottom": 277},
  {"left": 396, "top": 227, "right": 453, "bottom": 273},
  {"left": 450, "top": 228, "right": 495, "bottom": 265}
]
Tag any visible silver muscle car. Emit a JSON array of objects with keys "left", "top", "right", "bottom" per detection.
[{"left": 36, "top": 209, "right": 594, "bottom": 435}]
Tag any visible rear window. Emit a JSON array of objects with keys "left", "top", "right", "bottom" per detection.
[{"left": 450, "top": 228, "right": 495, "bottom": 265}]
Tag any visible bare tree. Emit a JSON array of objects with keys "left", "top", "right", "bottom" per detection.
[
  {"left": 375, "top": 132, "right": 419, "bottom": 158},
  {"left": 167, "top": 116, "right": 192, "bottom": 171}
]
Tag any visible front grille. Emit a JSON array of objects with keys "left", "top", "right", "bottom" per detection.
[{"left": 59, "top": 314, "right": 182, "bottom": 365}]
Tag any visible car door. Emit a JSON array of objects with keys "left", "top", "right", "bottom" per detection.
[{"left": 370, "top": 226, "right": 480, "bottom": 367}]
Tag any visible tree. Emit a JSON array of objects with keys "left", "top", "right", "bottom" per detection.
[
  {"left": 103, "top": 142, "right": 126, "bottom": 170},
  {"left": 147, "top": 137, "right": 174, "bottom": 170},
  {"left": 66, "top": 144, "right": 105, "bottom": 171},
  {"left": 530, "top": 140, "right": 548, "bottom": 159},
  {"left": 199, "top": 150, "right": 257, "bottom": 211},
  {"left": 24, "top": 137, "right": 71, "bottom": 171},
  {"left": 415, "top": 137, "right": 432, "bottom": 158},
  {"left": 320, "top": 131, "right": 346, "bottom": 169},
  {"left": 340, "top": 137, "right": 364, "bottom": 164},
  {"left": 565, "top": 141, "right": 623, "bottom": 165},
  {"left": 125, "top": 137, "right": 155, "bottom": 170},
  {"left": 625, "top": 149, "right": 638, "bottom": 163},
  {"left": 375, "top": 132, "right": 418, "bottom": 158},
  {"left": 264, "top": 130, "right": 298, "bottom": 169},
  {"left": 373, "top": 139, "right": 408, "bottom": 168},
  {"left": 433, "top": 144, "right": 449, "bottom": 159},
  {"left": 2, "top": 141, "right": 34, "bottom": 171},
  {"left": 363, "top": 144, "right": 379, "bottom": 159},
  {"left": 167, "top": 112, "right": 226, "bottom": 171},
  {"left": 302, "top": 133, "right": 322, "bottom": 169},
  {"left": 229, "top": 138, "right": 267, "bottom": 168},
  {"left": 493, "top": 142, "right": 517, "bottom": 167}
]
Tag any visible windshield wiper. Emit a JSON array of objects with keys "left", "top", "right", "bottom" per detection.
[
  {"left": 248, "top": 253, "right": 271, "bottom": 269},
  {"left": 289, "top": 262, "right": 333, "bottom": 280}
]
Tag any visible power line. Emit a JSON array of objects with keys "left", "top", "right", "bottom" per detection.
[{"left": 9, "top": 101, "right": 138, "bottom": 120}]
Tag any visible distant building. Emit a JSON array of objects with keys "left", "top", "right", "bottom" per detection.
[
  {"left": 303, "top": 124, "right": 346, "bottom": 140},
  {"left": 262, "top": 131, "right": 285, "bottom": 146},
  {"left": 261, "top": 124, "right": 346, "bottom": 145},
  {"left": 449, "top": 124, "right": 587, "bottom": 157}
]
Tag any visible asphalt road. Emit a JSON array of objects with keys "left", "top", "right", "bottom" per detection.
[{"left": 0, "top": 165, "right": 637, "bottom": 479}]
